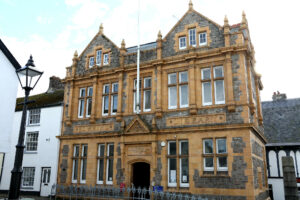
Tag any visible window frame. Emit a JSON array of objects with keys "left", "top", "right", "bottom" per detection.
[
  {"left": 85, "top": 87, "right": 93, "bottom": 117},
  {"left": 103, "top": 53, "right": 109, "bottom": 65},
  {"left": 189, "top": 28, "right": 196, "bottom": 47},
  {"left": 179, "top": 140, "right": 189, "bottom": 187},
  {"left": 111, "top": 83, "right": 118, "bottom": 115},
  {"left": 201, "top": 66, "right": 225, "bottom": 106},
  {"left": 203, "top": 139, "right": 214, "bottom": 172},
  {"left": 28, "top": 109, "right": 41, "bottom": 125},
  {"left": 22, "top": 167, "right": 35, "bottom": 188},
  {"left": 72, "top": 145, "right": 80, "bottom": 183},
  {"left": 168, "top": 71, "right": 189, "bottom": 109},
  {"left": 96, "top": 144, "right": 105, "bottom": 184},
  {"left": 96, "top": 50, "right": 102, "bottom": 66},
  {"left": 89, "top": 56, "right": 94, "bottom": 68},
  {"left": 25, "top": 131, "right": 39, "bottom": 152},
  {"left": 80, "top": 145, "right": 88, "bottom": 184},
  {"left": 78, "top": 88, "right": 86, "bottom": 118},
  {"left": 133, "top": 77, "right": 152, "bottom": 113},
  {"left": 102, "top": 82, "right": 118, "bottom": 116},
  {"left": 179, "top": 36, "right": 187, "bottom": 49},
  {"left": 106, "top": 143, "right": 114, "bottom": 185},
  {"left": 199, "top": 32, "right": 207, "bottom": 46},
  {"left": 167, "top": 141, "right": 177, "bottom": 187},
  {"left": 216, "top": 138, "right": 228, "bottom": 171}
]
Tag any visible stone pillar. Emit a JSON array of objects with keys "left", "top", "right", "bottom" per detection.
[
  {"left": 189, "top": 60, "right": 197, "bottom": 115},
  {"left": 282, "top": 156, "right": 299, "bottom": 200},
  {"left": 156, "top": 65, "right": 162, "bottom": 118},
  {"left": 116, "top": 72, "right": 123, "bottom": 122},
  {"left": 246, "top": 56, "right": 255, "bottom": 114},
  {"left": 255, "top": 75, "right": 263, "bottom": 124},
  {"left": 90, "top": 77, "right": 98, "bottom": 123},
  {"left": 225, "top": 53, "right": 235, "bottom": 112}
]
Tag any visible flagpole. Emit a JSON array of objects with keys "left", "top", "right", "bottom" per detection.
[{"left": 136, "top": 0, "right": 141, "bottom": 114}]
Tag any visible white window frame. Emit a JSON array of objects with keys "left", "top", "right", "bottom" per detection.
[
  {"left": 28, "top": 109, "right": 41, "bottom": 125},
  {"left": 25, "top": 132, "right": 39, "bottom": 152},
  {"left": 22, "top": 167, "right": 35, "bottom": 187},
  {"left": 216, "top": 138, "right": 228, "bottom": 171},
  {"left": 179, "top": 71, "right": 189, "bottom": 108},
  {"left": 80, "top": 145, "right": 88, "bottom": 184},
  {"left": 203, "top": 139, "right": 214, "bottom": 171},
  {"left": 85, "top": 87, "right": 93, "bottom": 117},
  {"left": 72, "top": 145, "right": 79, "bottom": 183},
  {"left": 106, "top": 143, "right": 114, "bottom": 185},
  {"left": 179, "top": 140, "right": 189, "bottom": 187},
  {"left": 201, "top": 68, "right": 213, "bottom": 106},
  {"left": 189, "top": 28, "right": 196, "bottom": 47},
  {"left": 168, "top": 73, "right": 177, "bottom": 109},
  {"left": 168, "top": 141, "right": 177, "bottom": 187},
  {"left": 213, "top": 66, "right": 225, "bottom": 105},
  {"left": 89, "top": 57, "right": 94, "bottom": 68},
  {"left": 103, "top": 53, "right": 109, "bottom": 65},
  {"left": 102, "top": 84, "right": 109, "bottom": 116},
  {"left": 179, "top": 36, "right": 186, "bottom": 49},
  {"left": 78, "top": 88, "right": 86, "bottom": 118},
  {"left": 133, "top": 79, "right": 141, "bottom": 113},
  {"left": 96, "top": 144, "right": 105, "bottom": 184},
  {"left": 111, "top": 83, "right": 118, "bottom": 115},
  {"left": 199, "top": 32, "right": 207, "bottom": 46},
  {"left": 96, "top": 50, "right": 102, "bottom": 66},
  {"left": 143, "top": 77, "right": 151, "bottom": 112}
]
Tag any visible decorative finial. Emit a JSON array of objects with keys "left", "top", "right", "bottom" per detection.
[
  {"left": 121, "top": 39, "right": 126, "bottom": 49},
  {"left": 157, "top": 30, "right": 162, "bottom": 40},
  {"left": 99, "top": 23, "right": 103, "bottom": 34},
  {"left": 25, "top": 55, "right": 35, "bottom": 67},
  {"left": 189, "top": 0, "right": 193, "bottom": 10},
  {"left": 242, "top": 11, "right": 247, "bottom": 24},
  {"left": 224, "top": 15, "right": 229, "bottom": 26},
  {"left": 74, "top": 50, "right": 78, "bottom": 58}
]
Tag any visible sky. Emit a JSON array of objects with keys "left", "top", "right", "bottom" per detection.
[{"left": 1, "top": 0, "right": 300, "bottom": 101}]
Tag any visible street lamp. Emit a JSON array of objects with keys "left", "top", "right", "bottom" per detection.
[{"left": 8, "top": 55, "right": 43, "bottom": 200}]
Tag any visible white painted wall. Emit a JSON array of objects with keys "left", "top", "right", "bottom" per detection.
[
  {"left": 0, "top": 105, "right": 62, "bottom": 196},
  {"left": 268, "top": 178, "right": 284, "bottom": 200},
  {"left": 0, "top": 50, "right": 19, "bottom": 153}
]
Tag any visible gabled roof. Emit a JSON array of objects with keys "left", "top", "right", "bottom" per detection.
[
  {"left": 0, "top": 39, "right": 21, "bottom": 70},
  {"left": 163, "top": 7, "right": 222, "bottom": 41},
  {"left": 262, "top": 98, "right": 300, "bottom": 143}
]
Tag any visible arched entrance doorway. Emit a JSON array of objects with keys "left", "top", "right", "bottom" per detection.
[{"left": 132, "top": 162, "right": 150, "bottom": 189}]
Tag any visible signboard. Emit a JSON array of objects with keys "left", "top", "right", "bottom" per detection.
[{"left": 153, "top": 186, "right": 163, "bottom": 192}]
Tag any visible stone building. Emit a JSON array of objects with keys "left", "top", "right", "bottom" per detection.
[
  {"left": 57, "top": 2, "right": 268, "bottom": 199},
  {"left": 262, "top": 93, "right": 300, "bottom": 200}
]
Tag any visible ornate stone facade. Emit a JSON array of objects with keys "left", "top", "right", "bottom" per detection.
[{"left": 57, "top": 2, "right": 268, "bottom": 200}]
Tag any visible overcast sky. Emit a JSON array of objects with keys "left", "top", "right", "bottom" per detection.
[{"left": 1, "top": 0, "right": 300, "bottom": 101}]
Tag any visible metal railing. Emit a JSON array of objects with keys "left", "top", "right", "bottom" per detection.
[{"left": 52, "top": 184, "right": 213, "bottom": 200}]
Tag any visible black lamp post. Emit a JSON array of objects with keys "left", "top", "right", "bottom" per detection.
[{"left": 8, "top": 55, "right": 43, "bottom": 200}]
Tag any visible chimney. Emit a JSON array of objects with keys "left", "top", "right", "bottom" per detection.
[
  {"left": 272, "top": 91, "right": 287, "bottom": 101},
  {"left": 46, "top": 76, "right": 64, "bottom": 93}
]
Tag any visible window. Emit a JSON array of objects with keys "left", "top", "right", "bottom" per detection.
[
  {"left": 103, "top": 53, "right": 109, "bottom": 65},
  {"left": 28, "top": 109, "right": 40, "bottom": 125},
  {"left": 25, "top": 132, "right": 39, "bottom": 152},
  {"left": 133, "top": 77, "right": 152, "bottom": 113},
  {"left": 97, "top": 144, "right": 105, "bottom": 184},
  {"left": 80, "top": 145, "right": 88, "bottom": 183},
  {"left": 78, "top": 87, "right": 93, "bottom": 118},
  {"left": 189, "top": 28, "right": 196, "bottom": 47},
  {"left": 96, "top": 50, "right": 102, "bottom": 66},
  {"left": 179, "top": 36, "right": 186, "bottom": 49},
  {"left": 201, "top": 66, "right": 225, "bottom": 106},
  {"left": 102, "top": 83, "right": 118, "bottom": 116},
  {"left": 168, "top": 71, "right": 188, "bottom": 109},
  {"left": 167, "top": 140, "right": 189, "bottom": 187},
  {"left": 72, "top": 145, "right": 80, "bottom": 183},
  {"left": 89, "top": 57, "right": 94, "bottom": 68},
  {"left": 106, "top": 144, "right": 114, "bottom": 184},
  {"left": 22, "top": 167, "right": 35, "bottom": 187},
  {"left": 199, "top": 32, "right": 207, "bottom": 46},
  {"left": 86, "top": 87, "right": 93, "bottom": 117},
  {"left": 203, "top": 138, "right": 228, "bottom": 173}
]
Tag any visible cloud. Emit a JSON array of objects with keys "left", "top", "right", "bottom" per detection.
[{"left": 36, "top": 16, "right": 53, "bottom": 25}]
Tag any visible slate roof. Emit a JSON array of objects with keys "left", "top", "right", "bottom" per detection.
[
  {"left": 262, "top": 98, "right": 300, "bottom": 143},
  {"left": 15, "top": 89, "right": 64, "bottom": 111},
  {"left": 0, "top": 39, "right": 21, "bottom": 70}
]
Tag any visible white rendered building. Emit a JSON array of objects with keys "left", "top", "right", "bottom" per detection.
[
  {"left": 0, "top": 77, "right": 64, "bottom": 197},
  {"left": 0, "top": 39, "right": 21, "bottom": 185}
]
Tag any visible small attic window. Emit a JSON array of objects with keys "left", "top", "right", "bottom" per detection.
[
  {"left": 96, "top": 50, "right": 102, "bottom": 66},
  {"left": 189, "top": 28, "right": 196, "bottom": 47},
  {"left": 179, "top": 37, "right": 186, "bottom": 49},
  {"left": 103, "top": 53, "right": 109, "bottom": 65},
  {"left": 199, "top": 32, "right": 207, "bottom": 46},
  {"left": 89, "top": 57, "right": 94, "bottom": 68}
]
